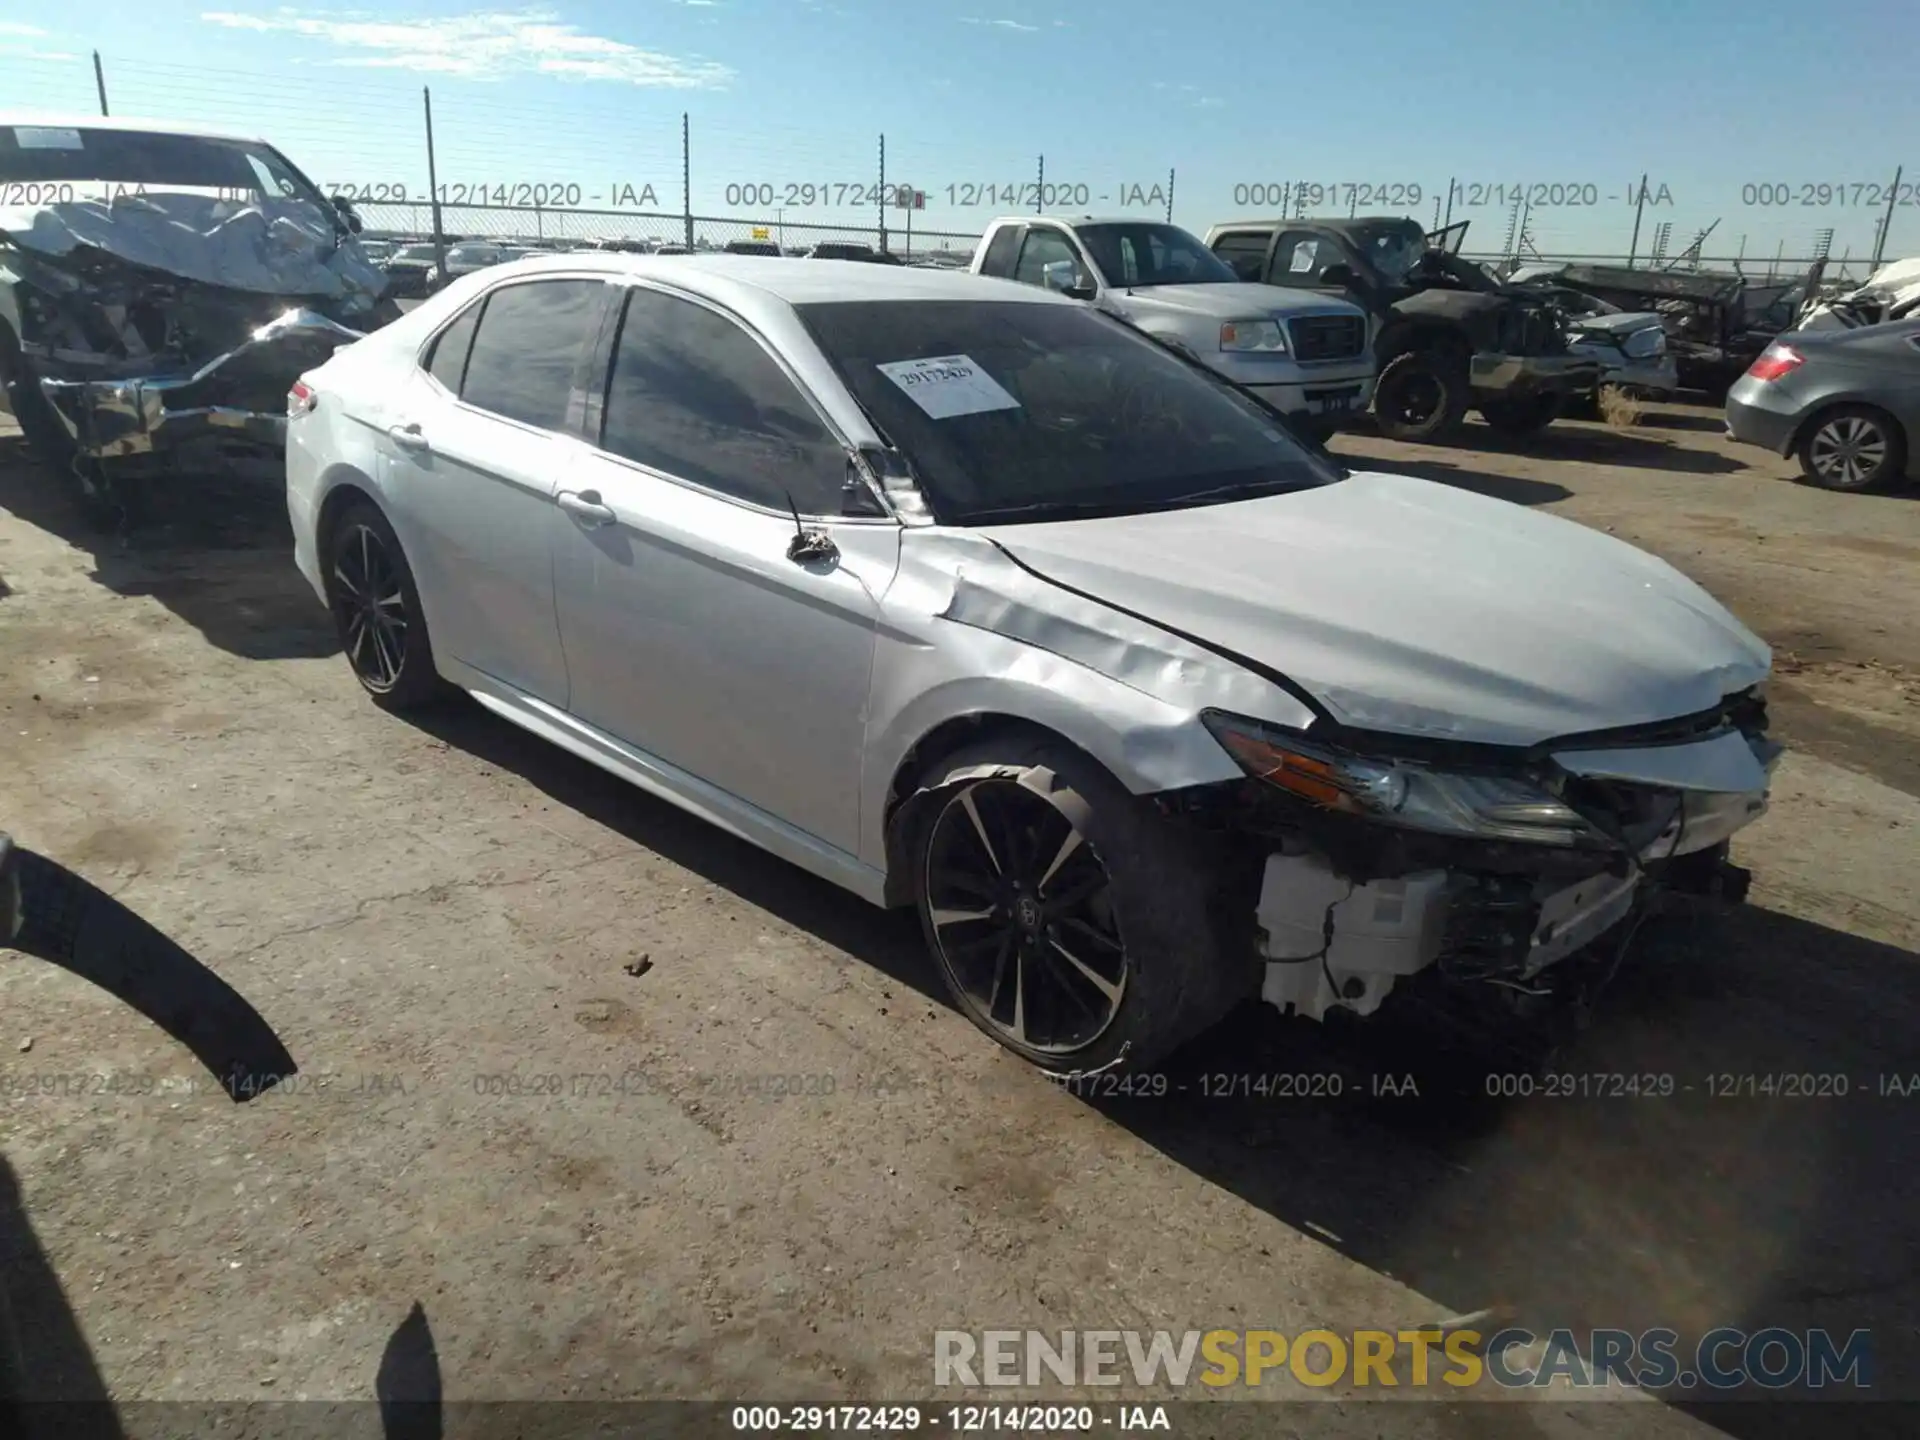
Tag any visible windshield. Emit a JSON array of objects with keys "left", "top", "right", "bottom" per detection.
[
  {"left": 1074, "top": 222, "right": 1239, "bottom": 287},
  {"left": 395, "top": 244, "right": 438, "bottom": 261},
  {"left": 0, "top": 125, "right": 327, "bottom": 207},
  {"left": 798, "top": 299, "right": 1337, "bottom": 525}
]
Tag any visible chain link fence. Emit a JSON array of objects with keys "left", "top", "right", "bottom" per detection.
[{"left": 351, "top": 201, "right": 981, "bottom": 261}]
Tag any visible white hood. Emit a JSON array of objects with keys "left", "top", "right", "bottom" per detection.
[{"left": 978, "top": 471, "right": 1770, "bottom": 747}]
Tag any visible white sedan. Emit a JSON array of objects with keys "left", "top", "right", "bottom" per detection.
[{"left": 286, "top": 254, "right": 1780, "bottom": 1073}]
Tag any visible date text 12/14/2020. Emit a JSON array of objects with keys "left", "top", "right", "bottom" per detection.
[
  {"left": 720, "top": 182, "right": 1175, "bottom": 210},
  {"left": 1228, "top": 180, "right": 1680, "bottom": 211}
]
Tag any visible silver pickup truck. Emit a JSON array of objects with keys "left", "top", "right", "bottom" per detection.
[{"left": 970, "top": 216, "right": 1375, "bottom": 439}]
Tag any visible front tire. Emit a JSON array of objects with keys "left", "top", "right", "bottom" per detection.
[
  {"left": 324, "top": 501, "right": 443, "bottom": 710},
  {"left": 1372, "top": 350, "right": 1471, "bottom": 442},
  {"left": 1479, "top": 392, "right": 1562, "bottom": 436},
  {"left": 1798, "top": 405, "right": 1906, "bottom": 492},
  {"left": 912, "top": 739, "right": 1255, "bottom": 1073}
]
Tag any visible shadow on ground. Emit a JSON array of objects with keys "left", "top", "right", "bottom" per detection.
[
  {"left": 1341, "top": 452, "right": 1573, "bottom": 506},
  {"left": 1448, "top": 418, "right": 1753, "bottom": 475},
  {"left": 0, "top": 436, "right": 337, "bottom": 662},
  {"left": 411, "top": 692, "right": 1919, "bottom": 1438},
  {"left": 8, "top": 846, "right": 298, "bottom": 1099}
]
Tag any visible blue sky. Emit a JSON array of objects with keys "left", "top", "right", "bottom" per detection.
[{"left": 5, "top": 0, "right": 1918, "bottom": 267}]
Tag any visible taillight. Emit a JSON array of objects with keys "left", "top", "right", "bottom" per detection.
[
  {"left": 288, "top": 379, "right": 317, "bottom": 416},
  {"left": 1745, "top": 344, "right": 1804, "bottom": 383}
]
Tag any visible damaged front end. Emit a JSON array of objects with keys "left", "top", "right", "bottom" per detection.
[
  {"left": 1165, "top": 688, "right": 1780, "bottom": 1028},
  {"left": 2, "top": 225, "right": 376, "bottom": 464},
  {"left": 1, "top": 172, "right": 390, "bottom": 518}
]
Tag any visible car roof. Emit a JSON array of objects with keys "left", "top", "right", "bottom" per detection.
[
  {"left": 0, "top": 112, "right": 272, "bottom": 146},
  {"left": 478, "top": 251, "right": 1069, "bottom": 308},
  {"left": 992, "top": 215, "right": 1173, "bottom": 229},
  {"left": 1210, "top": 216, "right": 1413, "bottom": 233}
]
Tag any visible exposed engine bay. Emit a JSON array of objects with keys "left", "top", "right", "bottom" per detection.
[
  {"left": 1166, "top": 686, "right": 1778, "bottom": 1031},
  {"left": 0, "top": 121, "right": 394, "bottom": 521}
]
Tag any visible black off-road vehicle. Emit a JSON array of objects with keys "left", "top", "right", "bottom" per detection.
[{"left": 1205, "top": 216, "right": 1601, "bottom": 441}]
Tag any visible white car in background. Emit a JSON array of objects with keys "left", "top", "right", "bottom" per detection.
[{"left": 286, "top": 254, "right": 1778, "bottom": 1072}]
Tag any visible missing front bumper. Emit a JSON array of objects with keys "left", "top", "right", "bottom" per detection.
[{"left": 33, "top": 308, "right": 363, "bottom": 461}]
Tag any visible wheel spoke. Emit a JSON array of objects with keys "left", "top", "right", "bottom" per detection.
[
  {"left": 931, "top": 907, "right": 994, "bottom": 929},
  {"left": 375, "top": 589, "right": 406, "bottom": 613},
  {"left": 344, "top": 610, "right": 370, "bottom": 663},
  {"left": 1050, "top": 937, "right": 1121, "bottom": 1005},
  {"left": 370, "top": 617, "right": 401, "bottom": 684},
  {"left": 1043, "top": 866, "right": 1108, "bottom": 917},
  {"left": 333, "top": 563, "right": 364, "bottom": 602},
  {"left": 1056, "top": 914, "right": 1122, "bottom": 955},
  {"left": 1009, "top": 948, "right": 1027, "bottom": 1045},
  {"left": 1035, "top": 827, "right": 1083, "bottom": 894},
  {"left": 958, "top": 788, "right": 1001, "bottom": 874},
  {"left": 985, "top": 931, "right": 1015, "bottom": 1015}
]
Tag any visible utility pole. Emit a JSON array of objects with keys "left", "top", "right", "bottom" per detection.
[
  {"left": 1442, "top": 176, "right": 1456, "bottom": 227},
  {"left": 877, "top": 133, "right": 888, "bottom": 251},
  {"left": 423, "top": 88, "right": 447, "bottom": 272},
  {"left": 1165, "top": 166, "right": 1175, "bottom": 224},
  {"left": 1626, "top": 172, "right": 1648, "bottom": 268},
  {"left": 1871, "top": 164, "right": 1903, "bottom": 270},
  {"left": 92, "top": 51, "right": 110, "bottom": 116},
  {"left": 1035, "top": 153, "right": 1045, "bottom": 214}
]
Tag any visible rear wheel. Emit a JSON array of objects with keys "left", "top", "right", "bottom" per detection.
[
  {"left": 324, "top": 501, "right": 443, "bottom": 709},
  {"left": 1798, "top": 405, "right": 1906, "bottom": 492},
  {"left": 1372, "top": 349, "right": 1471, "bottom": 442},
  {"left": 1479, "top": 392, "right": 1563, "bottom": 436},
  {"left": 912, "top": 739, "right": 1255, "bottom": 1073}
]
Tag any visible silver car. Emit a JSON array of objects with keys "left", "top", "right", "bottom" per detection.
[
  {"left": 1726, "top": 320, "right": 1920, "bottom": 491},
  {"left": 287, "top": 255, "right": 1778, "bottom": 1073}
]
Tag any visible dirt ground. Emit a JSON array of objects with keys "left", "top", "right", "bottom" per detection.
[{"left": 1, "top": 402, "right": 1916, "bottom": 1440}]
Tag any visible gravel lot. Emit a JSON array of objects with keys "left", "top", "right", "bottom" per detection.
[{"left": 1, "top": 404, "right": 1916, "bottom": 1438}]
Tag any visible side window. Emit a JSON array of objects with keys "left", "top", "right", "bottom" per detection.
[
  {"left": 1014, "top": 227, "right": 1083, "bottom": 288},
  {"left": 459, "top": 279, "right": 603, "bottom": 431},
  {"left": 1211, "top": 232, "right": 1270, "bottom": 282},
  {"left": 601, "top": 287, "right": 846, "bottom": 514},
  {"left": 978, "top": 226, "right": 1021, "bottom": 278},
  {"left": 1270, "top": 231, "right": 1331, "bottom": 286},
  {"left": 424, "top": 302, "right": 480, "bottom": 393}
]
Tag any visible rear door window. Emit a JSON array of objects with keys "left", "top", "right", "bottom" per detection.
[
  {"left": 977, "top": 225, "right": 1021, "bottom": 278},
  {"left": 424, "top": 303, "right": 481, "bottom": 393},
  {"left": 1013, "top": 227, "right": 1082, "bottom": 288},
  {"left": 458, "top": 279, "right": 603, "bottom": 431}
]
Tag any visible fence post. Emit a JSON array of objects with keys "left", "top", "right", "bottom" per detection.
[
  {"left": 1165, "top": 167, "right": 1175, "bottom": 224},
  {"left": 878, "top": 134, "right": 888, "bottom": 252},
  {"left": 682, "top": 114, "right": 694, "bottom": 250},
  {"left": 91, "top": 51, "right": 110, "bottom": 117},
  {"left": 423, "top": 88, "right": 447, "bottom": 274},
  {"left": 1626, "top": 172, "right": 1648, "bottom": 269},
  {"left": 1871, "top": 164, "right": 1902, "bottom": 270}
]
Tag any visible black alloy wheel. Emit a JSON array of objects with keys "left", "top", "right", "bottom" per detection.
[
  {"left": 326, "top": 502, "right": 441, "bottom": 709},
  {"left": 922, "top": 777, "right": 1128, "bottom": 1056}
]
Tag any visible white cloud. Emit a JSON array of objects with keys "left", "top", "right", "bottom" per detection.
[
  {"left": 198, "top": 9, "right": 734, "bottom": 87},
  {"left": 1195, "top": 96, "right": 1224, "bottom": 108},
  {"left": 960, "top": 17, "right": 1040, "bottom": 31},
  {"left": 0, "top": 44, "right": 80, "bottom": 60},
  {"left": 0, "top": 21, "right": 50, "bottom": 35}
]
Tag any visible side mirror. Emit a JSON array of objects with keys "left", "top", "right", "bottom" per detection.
[
  {"left": 1042, "top": 259, "right": 1095, "bottom": 299},
  {"left": 1318, "top": 263, "right": 1356, "bottom": 290}
]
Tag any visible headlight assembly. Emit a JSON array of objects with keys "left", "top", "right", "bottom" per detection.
[
  {"left": 1220, "top": 318, "right": 1288, "bottom": 353},
  {"left": 1201, "top": 711, "right": 1608, "bottom": 848}
]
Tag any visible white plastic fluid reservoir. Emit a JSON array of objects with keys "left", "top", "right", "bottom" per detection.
[{"left": 1256, "top": 852, "right": 1449, "bottom": 976}]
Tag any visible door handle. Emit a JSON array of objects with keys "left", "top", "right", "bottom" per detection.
[
  {"left": 557, "top": 490, "right": 616, "bottom": 527},
  {"left": 387, "top": 422, "right": 430, "bottom": 451}
]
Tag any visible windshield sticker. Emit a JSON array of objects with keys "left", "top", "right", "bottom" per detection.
[
  {"left": 1288, "top": 240, "right": 1318, "bottom": 274},
  {"left": 876, "top": 354, "right": 1020, "bottom": 420},
  {"left": 13, "top": 127, "right": 84, "bottom": 151}
]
